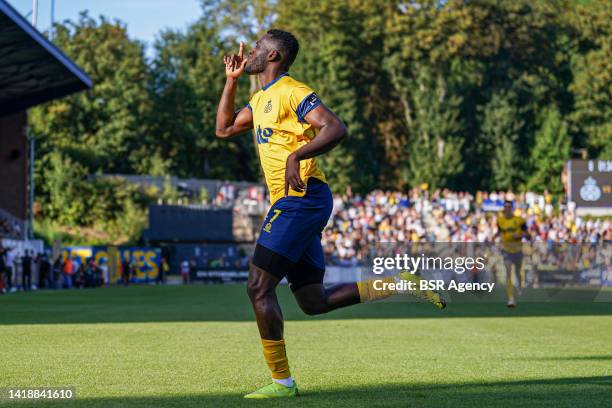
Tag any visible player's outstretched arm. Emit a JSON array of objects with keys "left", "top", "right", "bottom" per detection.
[
  {"left": 216, "top": 42, "right": 253, "bottom": 138},
  {"left": 285, "top": 105, "right": 347, "bottom": 194}
]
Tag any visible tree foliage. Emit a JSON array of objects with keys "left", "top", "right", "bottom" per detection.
[{"left": 29, "top": 1, "right": 611, "bottom": 242}]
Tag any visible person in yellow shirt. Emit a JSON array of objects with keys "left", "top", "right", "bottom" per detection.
[
  {"left": 216, "top": 30, "right": 444, "bottom": 399},
  {"left": 496, "top": 200, "right": 528, "bottom": 308}
]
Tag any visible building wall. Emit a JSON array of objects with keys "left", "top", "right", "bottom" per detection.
[{"left": 0, "top": 111, "right": 28, "bottom": 220}]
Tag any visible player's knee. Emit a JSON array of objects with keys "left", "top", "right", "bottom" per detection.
[
  {"left": 246, "top": 271, "right": 271, "bottom": 303},
  {"left": 246, "top": 280, "right": 262, "bottom": 302},
  {"left": 297, "top": 300, "right": 328, "bottom": 316}
]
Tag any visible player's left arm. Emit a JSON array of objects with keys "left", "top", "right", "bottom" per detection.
[{"left": 285, "top": 105, "right": 347, "bottom": 194}]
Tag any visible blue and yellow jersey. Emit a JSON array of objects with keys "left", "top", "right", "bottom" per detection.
[
  {"left": 247, "top": 73, "right": 327, "bottom": 205},
  {"left": 497, "top": 215, "right": 526, "bottom": 253}
]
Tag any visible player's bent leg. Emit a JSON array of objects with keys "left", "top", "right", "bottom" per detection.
[
  {"left": 292, "top": 282, "right": 360, "bottom": 315},
  {"left": 292, "top": 276, "right": 445, "bottom": 315},
  {"left": 287, "top": 253, "right": 360, "bottom": 315},
  {"left": 288, "top": 243, "right": 446, "bottom": 313}
]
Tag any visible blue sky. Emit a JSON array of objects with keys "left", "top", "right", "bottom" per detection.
[{"left": 9, "top": 0, "right": 202, "bottom": 55}]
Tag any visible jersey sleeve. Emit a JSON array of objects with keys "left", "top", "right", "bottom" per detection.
[{"left": 290, "top": 84, "right": 322, "bottom": 123}]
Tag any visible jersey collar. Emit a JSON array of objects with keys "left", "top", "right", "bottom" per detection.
[{"left": 262, "top": 72, "right": 288, "bottom": 91}]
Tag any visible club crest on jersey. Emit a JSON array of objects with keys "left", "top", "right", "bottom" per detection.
[
  {"left": 264, "top": 100, "right": 273, "bottom": 113},
  {"left": 256, "top": 125, "right": 273, "bottom": 144}
]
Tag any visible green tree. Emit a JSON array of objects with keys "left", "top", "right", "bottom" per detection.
[
  {"left": 28, "top": 13, "right": 156, "bottom": 244},
  {"left": 276, "top": 0, "right": 390, "bottom": 192},
  {"left": 479, "top": 91, "right": 525, "bottom": 190},
  {"left": 43, "top": 151, "right": 89, "bottom": 225},
  {"left": 150, "top": 17, "right": 259, "bottom": 180},
  {"left": 383, "top": 0, "right": 495, "bottom": 189},
  {"left": 398, "top": 66, "right": 464, "bottom": 190},
  {"left": 29, "top": 13, "right": 152, "bottom": 175},
  {"left": 527, "top": 106, "right": 571, "bottom": 193},
  {"left": 566, "top": 0, "right": 612, "bottom": 158}
]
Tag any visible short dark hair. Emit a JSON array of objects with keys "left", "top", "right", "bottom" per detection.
[{"left": 266, "top": 29, "right": 299, "bottom": 71}]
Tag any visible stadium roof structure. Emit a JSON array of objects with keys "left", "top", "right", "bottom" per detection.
[{"left": 0, "top": 0, "right": 92, "bottom": 116}]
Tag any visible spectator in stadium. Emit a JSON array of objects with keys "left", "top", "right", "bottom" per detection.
[
  {"left": 129, "top": 256, "right": 138, "bottom": 282},
  {"left": 63, "top": 255, "right": 74, "bottom": 289},
  {"left": 38, "top": 253, "right": 51, "bottom": 289},
  {"left": 93, "top": 261, "right": 104, "bottom": 287},
  {"left": 121, "top": 257, "right": 131, "bottom": 286},
  {"left": 0, "top": 217, "right": 21, "bottom": 238},
  {"left": 201, "top": 251, "right": 210, "bottom": 269},
  {"left": 21, "top": 250, "right": 32, "bottom": 291},
  {"left": 75, "top": 261, "right": 86, "bottom": 289},
  {"left": 156, "top": 257, "right": 169, "bottom": 285},
  {"left": 190, "top": 257, "right": 197, "bottom": 276},
  {"left": 4, "top": 246, "right": 15, "bottom": 292},
  {"left": 84, "top": 258, "right": 95, "bottom": 288},
  {"left": 51, "top": 256, "right": 62, "bottom": 289},
  {"left": 180, "top": 259, "right": 190, "bottom": 284}
]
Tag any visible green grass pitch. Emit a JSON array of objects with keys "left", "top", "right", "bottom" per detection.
[{"left": 0, "top": 285, "right": 611, "bottom": 407}]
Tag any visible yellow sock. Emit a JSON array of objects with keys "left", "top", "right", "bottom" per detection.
[
  {"left": 356, "top": 276, "right": 397, "bottom": 302},
  {"left": 261, "top": 338, "right": 291, "bottom": 380}
]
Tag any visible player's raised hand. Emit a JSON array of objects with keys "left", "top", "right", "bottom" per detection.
[{"left": 223, "top": 42, "right": 247, "bottom": 79}]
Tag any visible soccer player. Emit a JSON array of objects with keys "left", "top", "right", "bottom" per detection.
[
  {"left": 496, "top": 200, "right": 528, "bottom": 308},
  {"left": 216, "top": 29, "right": 445, "bottom": 399}
]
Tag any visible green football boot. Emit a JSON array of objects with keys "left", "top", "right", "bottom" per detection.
[
  {"left": 244, "top": 381, "right": 299, "bottom": 399},
  {"left": 398, "top": 271, "right": 447, "bottom": 309}
]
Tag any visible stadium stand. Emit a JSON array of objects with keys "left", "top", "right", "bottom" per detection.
[
  {"left": 0, "top": 0, "right": 91, "bottom": 241},
  {"left": 0, "top": 208, "right": 24, "bottom": 239},
  {"left": 100, "top": 174, "right": 268, "bottom": 214},
  {"left": 112, "top": 175, "right": 267, "bottom": 278},
  {"left": 0, "top": 0, "right": 92, "bottom": 114},
  {"left": 323, "top": 188, "right": 611, "bottom": 265}
]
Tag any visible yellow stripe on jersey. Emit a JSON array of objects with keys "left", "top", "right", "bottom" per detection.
[{"left": 247, "top": 73, "right": 327, "bottom": 205}]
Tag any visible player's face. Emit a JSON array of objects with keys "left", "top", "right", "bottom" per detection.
[
  {"left": 503, "top": 204, "right": 513, "bottom": 217},
  {"left": 244, "top": 37, "right": 270, "bottom": 74}
]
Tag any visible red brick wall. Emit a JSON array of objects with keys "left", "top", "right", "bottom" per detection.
[{"left": 0, "top": 111, "right": 28, "bottom": 220}]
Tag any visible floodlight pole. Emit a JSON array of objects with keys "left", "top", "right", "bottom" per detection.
[
  {"left": 32, "top": 0, "right": 38, "bottom": 27},
  {"left": 50, "top": 0, "right": 55, "bottom": 40},
  {"left": 27, "top": 129, "right": 35, "bottom": 240}
]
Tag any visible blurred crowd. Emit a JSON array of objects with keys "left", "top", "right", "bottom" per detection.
[
  {"left": 2, "top": 187, "right": 610, "bottom": 290},
  {"left": 322, "top": 188, "right": 612, "bottom": 265},
  {"left": 0, "top": 215, "right": 22, "bottom": 239},
  {"left": 0, "top": 244, "right": 173, "bottom": 293},
  {"left": 0, "top": 246, "right": 107, "bottom": 294}
]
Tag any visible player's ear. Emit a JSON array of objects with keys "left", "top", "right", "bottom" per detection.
[{"left": 268, "top": 50, "right": 282, "bottom": 63}]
